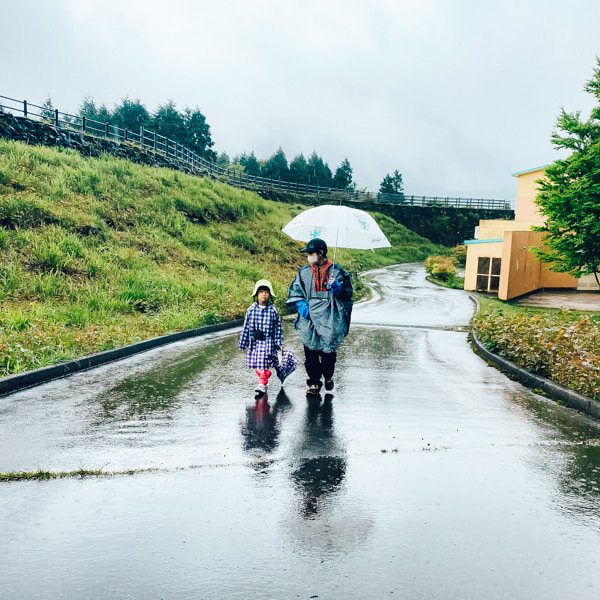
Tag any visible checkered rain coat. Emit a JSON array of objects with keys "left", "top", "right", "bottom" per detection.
[{"left": 239, "top": 302, "right": 284, "bottom": 369}]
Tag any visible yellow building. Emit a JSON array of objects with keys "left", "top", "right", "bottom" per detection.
[{"left": 464, "top": 166, "right": 597, "bottom": 300}]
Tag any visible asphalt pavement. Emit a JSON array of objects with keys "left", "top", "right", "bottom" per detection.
[{"left": 1, "top": 264, "right": 600, "bottom": 600}]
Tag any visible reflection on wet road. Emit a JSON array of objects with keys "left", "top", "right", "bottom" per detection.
[{"left": 1, "top": 264, "right": 600, "bottom": 599}]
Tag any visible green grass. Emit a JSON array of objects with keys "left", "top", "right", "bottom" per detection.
[
  {"left": 0, "top": 467, "right": 158, "bottom": 481},
  {"left": 0, "top": 139, "right": 444, "bottom": 376},
  {"left": 474, "top": 294, "right": 600, "bottom": 319}
]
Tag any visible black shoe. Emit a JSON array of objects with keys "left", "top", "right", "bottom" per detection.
[
  {"left": 306, "top": 379, "right": 322, "bottom": 395},
  {"left": 324, "top": 379, "right": 334, "bottom": 391}
]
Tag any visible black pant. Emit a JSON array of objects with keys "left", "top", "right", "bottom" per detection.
[{"left": 304, "top": 346, "right": 337, "bottom": 385}]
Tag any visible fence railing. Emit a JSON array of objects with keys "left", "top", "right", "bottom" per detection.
[{"left": 0, "top": 94, "right": 512, "bottom": 210}]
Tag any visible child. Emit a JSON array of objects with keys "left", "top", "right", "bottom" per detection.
[{"left": 239, "top": 279, "right": 284, "bottom": 399}]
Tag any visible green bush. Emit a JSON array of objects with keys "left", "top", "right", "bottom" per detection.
[
  {"left": 450, "top": 244, "right": 467, "bottom": 267},
  {"left": 473, "top": 310, "right": 600, "bottom": 400},
  {"left": 424, "top": 255, "right": 456, "bottom": 281}
]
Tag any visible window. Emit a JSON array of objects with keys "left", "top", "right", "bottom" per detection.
[{"left": 476, "top": 257, "right": 501, "bottom": 292}]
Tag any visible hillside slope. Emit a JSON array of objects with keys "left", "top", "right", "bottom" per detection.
[{"left": 0, "top": 139, "right": 443, "bottom": 376}]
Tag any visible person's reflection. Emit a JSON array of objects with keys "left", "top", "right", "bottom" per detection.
[
  {"left": 240, "top": 389, "right": 291, "bottom": 457},
  {"left": 290, "top": 394, "right": 346, "bottom": 518}
]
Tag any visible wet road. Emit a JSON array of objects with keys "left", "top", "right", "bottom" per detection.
[{"left": 2, "top": 264, "right": 600, "bottom": 599}]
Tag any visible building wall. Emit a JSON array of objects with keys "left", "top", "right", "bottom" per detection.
[
  {"left": 477, "top": 219, "right": 539, "bottom": 240},
  {"left": 464, "top": 240, "right": 504, "bottom": 292},
  {"left": 577, "top": 274, "right": 600, "bottom": 291},
  {"left": 498, "top": 230, "right": 577, "bottom": 300},
  {"left": 513, "top": 167, "right": 546, "bottom": 224},
  {"left": 498, "top": 231, "right": 541, "bottom": 300}
]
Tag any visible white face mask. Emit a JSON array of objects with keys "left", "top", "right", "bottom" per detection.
[{"left": 307, "top": 254, "right": 318, "bottom": 265}]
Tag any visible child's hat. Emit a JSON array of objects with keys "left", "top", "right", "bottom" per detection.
[{"left": 252, "top": 279, "right": 276, "bottom": 299}]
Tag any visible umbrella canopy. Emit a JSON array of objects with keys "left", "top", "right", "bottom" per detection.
[{"left": 282, "top": 205, "right": 391, "bottom": 251}]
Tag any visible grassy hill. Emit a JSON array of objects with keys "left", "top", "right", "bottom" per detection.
[{"left": 0, "top": 139, "right": 444, "bottom": 376}]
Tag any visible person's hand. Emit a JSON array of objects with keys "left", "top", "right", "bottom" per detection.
[
  {"left": 296, "top": 300, "right": 310, "bottom": 319},
  {"left": 329, "top": 277, "right": 341, "bottom": 296}
]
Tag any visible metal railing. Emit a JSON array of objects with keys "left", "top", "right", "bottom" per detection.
[{"left": 0, "top": 94, "right": 512, "bottom": 210}]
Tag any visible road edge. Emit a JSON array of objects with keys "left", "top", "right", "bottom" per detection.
[{"left": 0, "top": 319, "right": 244, "bottom": 398}]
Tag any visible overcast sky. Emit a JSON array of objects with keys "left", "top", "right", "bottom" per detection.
[{"left": 2, "top": 0, "right": 600, "bottom": 200}]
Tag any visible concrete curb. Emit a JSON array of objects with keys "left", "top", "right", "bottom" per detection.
[
  {"left": 468, "top": 295, "right": 600, "bottom": 420},
  {"left": 0, "top": 319, "right": 244, "bottom": 398}
]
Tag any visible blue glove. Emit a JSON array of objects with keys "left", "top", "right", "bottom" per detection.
[
  {"left": 330, "top": 278, "right": 341, "bottom": 296},
  {"left": 296, "top": 300, "right": 310, "bottom": 319}
]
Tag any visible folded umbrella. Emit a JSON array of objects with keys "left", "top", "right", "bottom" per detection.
[{"left": 275, "top": 349, "right": 299, "bottom": 383}]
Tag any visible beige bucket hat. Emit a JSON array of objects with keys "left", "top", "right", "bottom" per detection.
[{"left": 252, "top": 279, "right": 276, "bottom": 300}]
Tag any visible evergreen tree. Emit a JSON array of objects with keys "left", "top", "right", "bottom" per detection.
[
  {"left": 97, "top": 105, "right": 112, "bottom": 123},
  {"left": 78, "top": 97, "right": 98, "bottom": 120},
  {"left": 262, "top": 147, "right": 289, "bottom": 180},
  {"left": 40, "top": 97, "right": 55, "bottom": 122},
  {"left": 333, "top": 158, "right": 355, "bottom": 190},
  {"left": 216, "top": 152, "right": 231, "bottom": 168},
  {"left": 289, "top": 153, "right": 309, "bottom": 183},
  {"left": 306, "top": 151, "right": 333, "bottom": 187},
  {"left": 112, "top": 97, "right": 150, "bottom": 132},
  {"left": 237, "top": 151, "right": 261, "bottom": 177},
  {"left": 152, "top": 100, "right": 186, "bottom": 142},
  {"left": 534, "top": 57, "right": 600, "bottom": 287},
  {"left": 379, "top": 170, "right": 404, "bottom": 196},
  {"left": 183, "top": 107, "right": 216, "bottom": 161},
  {"left": 78, "top": 97, "right": 113, "bottom": 125}
]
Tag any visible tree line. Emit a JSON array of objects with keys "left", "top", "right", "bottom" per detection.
[
  {"left": 39, "top": 95, "right": 404, "bottom": 194},
  {"left": 217, "top": 150, "right": 405, "bottom": 196}
]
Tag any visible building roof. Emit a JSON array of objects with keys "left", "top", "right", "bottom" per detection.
[{"left": 511, "top": 165, "right": 548, "bottom": 178}]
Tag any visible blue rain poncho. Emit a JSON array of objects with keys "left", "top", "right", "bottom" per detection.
[{"left": 286, "top": 262, "right": 353, "bottom": 353}]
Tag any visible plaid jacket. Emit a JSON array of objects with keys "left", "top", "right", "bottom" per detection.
[{"left": 239, "top": 302, "right": 284, "bottom": 369}]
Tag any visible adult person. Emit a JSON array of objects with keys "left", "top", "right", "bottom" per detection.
[{"left": 286, "top": 238, "right": 353, "bottom": 396}]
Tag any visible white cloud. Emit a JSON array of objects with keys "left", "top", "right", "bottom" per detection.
[{"left": 1, "top": 0, "right": 600, "bottom": 199}]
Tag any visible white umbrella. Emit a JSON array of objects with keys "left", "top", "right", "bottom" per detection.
[{"left": 282, "top": 205, "right": 391, "bottom": 259}]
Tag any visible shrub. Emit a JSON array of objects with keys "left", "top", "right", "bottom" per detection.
[
  {"left": 473, "top": 310, "right": 600, "bottom": 400},
  {"left": 450, "top": 244, "right": 467, "bottom": 267},
  {"left": 424, "top": 255, "right": 456, "bottom": 282}
]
